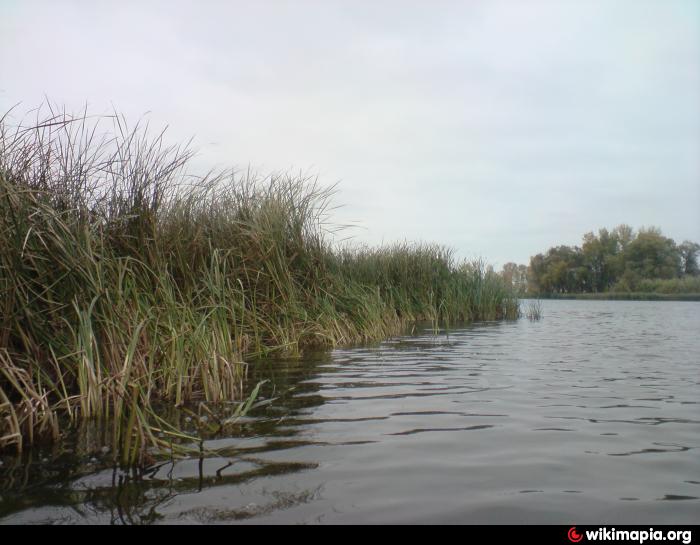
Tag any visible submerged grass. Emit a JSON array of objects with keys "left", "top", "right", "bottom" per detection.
[
  {"left": 524, "top": 299, "right": 543, "bottom": 321},
  {"left": 0, "top": 107, "right": 519, "bottom": 464}
]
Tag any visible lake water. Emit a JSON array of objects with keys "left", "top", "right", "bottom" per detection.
[{"left": 1, "top": 300, "right": 698, "bottom": 524}]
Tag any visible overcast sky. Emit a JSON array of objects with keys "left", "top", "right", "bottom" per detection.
[{"left": 1, "top": 0, "right": 699, "bottom": 267}]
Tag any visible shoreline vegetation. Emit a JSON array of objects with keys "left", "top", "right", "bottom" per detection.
[
  {"left": 537, "top": 293, "right": 700, "bottom": 301},
  {"left": 501, "top": 226, "right": 700, "bottom": 301},
  {"left": 0, "top": 108, "right": 519, "bottom": 464}
]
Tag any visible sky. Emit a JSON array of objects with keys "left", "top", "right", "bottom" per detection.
[{"left": 1, "top": 0, "right": 699, "bottom": 267}]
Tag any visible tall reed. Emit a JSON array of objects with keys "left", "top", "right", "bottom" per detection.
[{"left": 0, "top": 106, "right": 519, "bottom": 464}]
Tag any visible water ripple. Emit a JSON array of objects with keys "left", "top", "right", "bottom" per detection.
[{"left": 1, "top": 299, "right": 699, "bottom": 524}]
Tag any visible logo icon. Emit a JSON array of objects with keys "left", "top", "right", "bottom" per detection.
[{"left": 568, "top": 527, "right": 584, "bottom": 543}]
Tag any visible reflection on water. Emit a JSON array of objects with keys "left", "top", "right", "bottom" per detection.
[{"left": 1, "top": 300, "right": 699, "bottom": 524}]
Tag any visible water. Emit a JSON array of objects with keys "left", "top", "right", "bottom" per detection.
[{"left": 1, "top": 300, "right": 698, "bottom": 524}]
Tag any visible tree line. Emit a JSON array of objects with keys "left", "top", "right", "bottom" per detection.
[{"left": 501, "top": 225, "right": 700, "bottom": 294}]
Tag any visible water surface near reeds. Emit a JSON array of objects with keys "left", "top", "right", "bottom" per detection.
[{"left": 1, "top": 299, "right": 698, "bottom": 524}]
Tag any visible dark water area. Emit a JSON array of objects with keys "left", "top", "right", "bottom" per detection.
[{"left": 1, "top": 300, "right": 699, "bottom": 524}]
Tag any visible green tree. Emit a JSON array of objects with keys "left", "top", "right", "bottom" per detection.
[
  {"left": 526, "top": 225, "right": 697, "bottom": 294},
  {"left": 517, "top": 264, "right": 529, "bottom": 293},
  {"left": 582, "top": 228, "right": 623, "bottom": 291},
  {"left": 611, "top": 224, "right": 634, "bottom": 250},
  {"left": 678, "top": 240, "right": 700, "bottom": 276},
  {"left": 528, "top": 245, "right": 586, "bottom": 293},
  {"left": 501, "top": 262, "right": 529, "bottom": 294},
  {"left": 624, "top": 227, "right": 681, "bottom": 280}
]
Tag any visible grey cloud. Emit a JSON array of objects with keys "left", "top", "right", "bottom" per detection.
[{"left": 1, "top": 0, "right": 698, "bottom": 266}]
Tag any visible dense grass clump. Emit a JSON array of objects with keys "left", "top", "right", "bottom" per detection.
[{"left": 0, "top": 108, "right": 519, "bottom": 464}]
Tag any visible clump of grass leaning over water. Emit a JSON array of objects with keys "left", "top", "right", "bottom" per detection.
[
  {"left": 525, "top": 299, "right": 543, "bottom": 321},
  {"left": 0, "top": 107, "right": 520, "bottom": 465}
]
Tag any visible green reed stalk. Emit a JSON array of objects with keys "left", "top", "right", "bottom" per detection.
[{"left": 0, "top": 106, "right": 520, "bottom": 464}]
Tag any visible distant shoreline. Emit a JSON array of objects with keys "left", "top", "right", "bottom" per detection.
[{"left": 530, "top": 293, "right": 700, "bottom": 302}]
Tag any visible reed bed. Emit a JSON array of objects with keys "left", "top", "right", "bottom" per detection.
[{"left": 0, "top": 108, "right": 519, "bottom": 465}]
